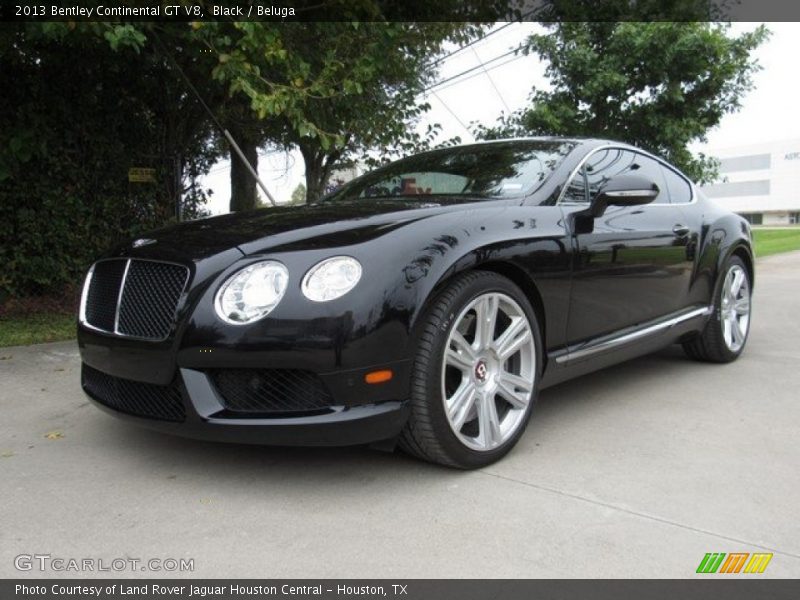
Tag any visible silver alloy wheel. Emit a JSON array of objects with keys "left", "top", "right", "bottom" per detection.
[
  {"left": 441, "top": 292, "right": 536, "bottom": 452},
  {"left": 720, "top": 264, "right": 751, "bottom": 352}
]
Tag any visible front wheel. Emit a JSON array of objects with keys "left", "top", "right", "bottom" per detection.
[
  {"left": 683, "top": 255, "right": 752, "bottom": 363},
  {"left": 400, "top": 271, "right": 541, "bottom": 468}
]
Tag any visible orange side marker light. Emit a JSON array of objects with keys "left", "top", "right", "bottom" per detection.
[{"left": 365, "top": 369, "right": 393, "bottom": 384}]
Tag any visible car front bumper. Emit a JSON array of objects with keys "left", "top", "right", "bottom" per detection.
[
  {"left": 81, "top": 361, "right": 411, "bottom": 446},
  {"left": 76, "top": 246, "right": 415, "bottom": 447}
]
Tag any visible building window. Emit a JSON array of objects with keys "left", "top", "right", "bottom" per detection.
[
  {"left": 790, "top": 212, "right": 800, "bottom": 225},
  {"left": 742, "top": 213, "right": 763, "bottom": 225},
  {"left": 703, "top": 179, "right": 771, "bottom": 199},
  {"left": 719, "top": 153, "right": 771, "bottom": 173}
]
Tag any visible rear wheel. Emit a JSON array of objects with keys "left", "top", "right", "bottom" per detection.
[
  {"left": 400, "top": 271, "right": 541, "bottom": 468},
  {"left": 683, "top": 256, "right": 752, "bottom": 363}
]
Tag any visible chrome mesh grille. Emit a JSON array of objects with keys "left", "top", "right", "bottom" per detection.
[
  {"left": 84, "top": 260, "right": 127, "bottom": 332},
  {"left": 117, "top": 261, "right": 188, "bottom": 339},
  {"left": 82, "top": 259, "right": 189, "bottom": 341}
]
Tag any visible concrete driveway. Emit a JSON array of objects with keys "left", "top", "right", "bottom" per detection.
[{"left": 1, "top": 252, "right": 799, "bottom": 579}]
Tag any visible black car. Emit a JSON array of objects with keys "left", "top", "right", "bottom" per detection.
[{"left": 78, "top": 138, "right": 753, "bottom": 468}]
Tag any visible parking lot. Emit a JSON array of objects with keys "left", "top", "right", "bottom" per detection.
[{"left": 1, "top": 251, "right": 799, "bottom": 579}]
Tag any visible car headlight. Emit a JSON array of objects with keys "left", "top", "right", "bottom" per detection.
[
  {"left": 301, "top": 256, "right": 362, "bottom": 302},
  {"left": 215, "top": 261, "right": 289, "bottom": 324}
]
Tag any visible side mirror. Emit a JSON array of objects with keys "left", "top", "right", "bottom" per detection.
[
  {"left": 572, "top": 174, "right": 660, "bottom": 234},
  {"left": 594, "top": 174, "right": 660, "bottom": 212}
]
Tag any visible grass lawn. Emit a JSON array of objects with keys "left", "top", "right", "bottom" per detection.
[
  {"left": 0, "top": 312, "right": 76, "bottom": 348},
  {"left": 752, "top": 228, "right": 800, "bottom": 258}
]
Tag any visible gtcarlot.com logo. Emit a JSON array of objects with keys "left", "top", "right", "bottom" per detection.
[{"left": 14, "top": 554, "right": 194, "bottom": 573}]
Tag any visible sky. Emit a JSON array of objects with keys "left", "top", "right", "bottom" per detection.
[{"left": 200, "top": 22, "right": 800, "bottom": 214}]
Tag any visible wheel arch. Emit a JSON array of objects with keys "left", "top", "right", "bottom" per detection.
[
  {"left": 697, "top": 212, "right": 755, "bottom": 299},
  {"left": 409, "top": 257, "right": 549, "bottom": 371},
  {"left": 730, "top": 243, "right": 755, "bottom": 290},
  {"left": 473, "top": 261, "right": 547, "bottom": 352}
]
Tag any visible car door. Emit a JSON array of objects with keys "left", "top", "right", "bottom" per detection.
[{"left": 561, "top": 148, "right": 697, "bottom": 343}]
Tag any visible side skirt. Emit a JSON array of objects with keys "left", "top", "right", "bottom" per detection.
[{"left": 541, "top": 305, "right": 712, "bottom": 389}]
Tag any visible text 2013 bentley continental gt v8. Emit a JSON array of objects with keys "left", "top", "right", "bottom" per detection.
[{"left": 78, "top": 138, "right": 754, "bottom": 468}]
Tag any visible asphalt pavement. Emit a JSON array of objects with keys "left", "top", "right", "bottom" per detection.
[{"left": 1, "top": 251, "right": 799, "bottom": 578}]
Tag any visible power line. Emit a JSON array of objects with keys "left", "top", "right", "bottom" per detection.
[
  {"left": 424, "top": 15, "right": 537, "bottom": 73},
  {"left": 425, "top": 21, "right": 518, "bottom": 70},
  {"left": 426, "top": 51, "right": 528, "bottom": 140},
  {"left": 423, "top": 46, "right": 522, "bottom": 93},
  {"left": 471, "top": 46, "right": 511, "bottom": 114},
  {"left": 433, "top": 52, "right": 527, "bottom": 94},
  {"left": 431, "top": 91, "right": 473, "bottom": 139}
]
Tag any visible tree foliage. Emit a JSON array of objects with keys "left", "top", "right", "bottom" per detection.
[
  {"left": 0, "top": 18, "right": 489, "bottom": 297},
  {"left": 0, "top": 24, "right": 219, "bottom": 297},
  {"left": 475, "top": 22, "right": 769, "bottom": 183},
  {"left": 198, "top": 21, "right": 482, "bottom": 201},
  {"left": 290, "top": 183, "right": 307, "bottom": 206}
]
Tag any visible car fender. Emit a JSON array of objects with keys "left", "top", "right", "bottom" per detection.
[
  {"left": 390, "top": 204, "right": 572, "bottom": 355},
  {"left": 695, "top": 210, "right": 754, "bottom": 304}
]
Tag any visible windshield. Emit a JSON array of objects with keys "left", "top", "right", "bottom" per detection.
[{"left": 323, "top": 140, "right": 575, "bottom": 203}]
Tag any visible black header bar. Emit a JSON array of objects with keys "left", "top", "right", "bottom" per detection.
[{"left": 3, "top": 0, "right": 800, "bottom": 23}]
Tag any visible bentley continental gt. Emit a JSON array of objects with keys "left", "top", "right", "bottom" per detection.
[{"left": 78, "top": 138, "right": 754, "bottom": 468}]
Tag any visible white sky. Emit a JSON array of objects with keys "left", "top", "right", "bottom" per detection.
[{"left": 200, "top": 22, "right": 800, "bottom": 214}]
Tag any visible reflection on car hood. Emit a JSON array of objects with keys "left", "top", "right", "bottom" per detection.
[{"left": 124, "top": 198, "right": 504, "bottom": 258}]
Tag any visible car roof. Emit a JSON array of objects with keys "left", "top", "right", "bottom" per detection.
[
  {"left": 459, "top": 136, "right": 632, "bottom": 149},
  {"left": 423, "top": 137, "right": 690, "bottom": 181},
  {"left": 465, "top": 136, "right": 680, "bottom": 164}
]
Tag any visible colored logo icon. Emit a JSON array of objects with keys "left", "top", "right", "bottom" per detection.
[{"left": 696, "top": 552, "right": 773, "bottom": 574}]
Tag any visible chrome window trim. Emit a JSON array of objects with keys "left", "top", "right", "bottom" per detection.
[
  {"left": 78, "top": 257, "right": 190, "bottom": 342},
  {"left": 604, "top": 190, "right": 659, "bottom": 198},
  {"left": 557, "top": 144, "right": 697, "bottom": 207},
  {"left": 555, "top": 306, "right": 712, "bottom": 364}
]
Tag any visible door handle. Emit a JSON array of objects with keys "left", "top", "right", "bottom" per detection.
[{"left": 672, "top": 224, "right": 690, "bottom": 237}]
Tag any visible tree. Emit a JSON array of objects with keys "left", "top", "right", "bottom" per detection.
[
  {"left": 121, "top": 24, "right": 265, "bottom": 213},
  {"left": 0, "top": 24, "right": 220, "bottom": 297},
  {"left": 475, "top": 22, "right": 769, "bottom": 183},
  {"left": 290, "top": 183, "right": 307, "bottom": 206},
  {"left": 200, "top": 21, "right": 481, "bottom": 201},
  {"left": 222, "top": 99, "right": 269, "bottom": 212}
]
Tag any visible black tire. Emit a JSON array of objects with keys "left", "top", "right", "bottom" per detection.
[
  {"left": 399, "top": 271, "right": 542, "bottom": 469},
  {"left": 683, "top": 255, "right": 751, "bottom": 363}
]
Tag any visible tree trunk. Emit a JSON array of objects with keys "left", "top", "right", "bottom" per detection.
[
  {"left": 300, "top": 142, "right": 340, "bottom": 204},
  {"left": 229, "top": 131, "right": 259, "bottom": 212}
]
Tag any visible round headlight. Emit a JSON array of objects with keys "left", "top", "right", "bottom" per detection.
[
  {"left": 301, "top": 256, "right": 362, "bottom": 302},
  {"left": 215, "top": 261, "right": 289, "bottom": 324}
]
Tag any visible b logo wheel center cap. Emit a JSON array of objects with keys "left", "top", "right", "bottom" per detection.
[{"left": 475, "top": 360, "right": 488, "bottom": 383}]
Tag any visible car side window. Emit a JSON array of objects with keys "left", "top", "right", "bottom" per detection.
[
  {"left": 661, "top": 166, "right": 693, "bottom": 204},
  {"left": 628, "top": 154, "right": 670, "bottom": 204},
  {"left": 562, "top": 168, "right": 588, "bottom": 203},
  {"left": 584, "top": 149, "right": 669, "bottom": 204}
]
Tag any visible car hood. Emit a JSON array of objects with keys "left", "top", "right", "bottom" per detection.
[{"left": 116, "top": 198, "right": 510, "bottom": 260}]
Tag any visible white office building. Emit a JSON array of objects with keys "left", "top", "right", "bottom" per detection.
[{"left": 700, "top": 138, "right": 800, "bottom": 225}]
